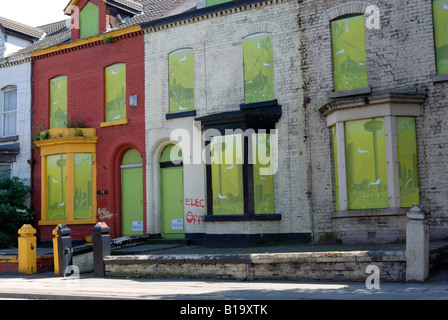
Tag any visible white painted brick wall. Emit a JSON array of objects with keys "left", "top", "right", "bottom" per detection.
[
  {"left": 144, "top": 0, "right": 311, "bottom": 239},
  {"left": 0, "top": 29, "right": 4, "bottom": 59},
  {"left": 300, "top": 0, "right": 448, "bottom": 243},
  {"left": 0, "top": 58, "right": 32, "bottom": 185}
]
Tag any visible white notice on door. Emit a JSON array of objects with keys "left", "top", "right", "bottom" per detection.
[
  {"left": 172, "top": 219, "right": 183, "bottom": 230},
  {"left": 132, "top": 221, "right": 143, "bottom": 231}
]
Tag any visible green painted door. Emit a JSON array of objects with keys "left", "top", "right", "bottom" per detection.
[
  {"left": 160, "top": 145, "right": 184, "bottom": 239},
  {"left": 121, "top": 150, "right": 144, "bottom": 236}
]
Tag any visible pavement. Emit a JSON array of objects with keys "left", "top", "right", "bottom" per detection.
[
  {"left": 0, "top": 267, "right": 447, "bottom": 301},
  {"left": 1, "top": 242, "right": 448, "bottom": 303}
]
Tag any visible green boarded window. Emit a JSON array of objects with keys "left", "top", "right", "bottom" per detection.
[
  {"left": 345, "top": 118, "right": 388, "bottom": 209},
  {"left": 210, "top": 134, "right": 244, "bottom": 215},
  {"left": 206, "top": 0, "right": 232, "bottom": 6},
  {"left": 47, "top": 154, "right": 66, "bottom": 220},
  {"left": 74, "top": 153, "right": 93, "bottom": 219},
  {"left": 123, "top": 149, "right": 143, "bottom": 165},
  {"left": 50, "top": 76, "right": 67, "bottom": 128},
  {"left": 331, "top": 15, "right": 368, "bottom": 92},
  {"left": 331, "top": 126, "right": 340, "bottom": 211},
  {"left": 397, "top": 117, "right": 420, "bottom": 207},
  {"left": 433, "top": 0, "right": 448, "bottom": 75},
  {"left": 169, "top": 49, "right": 194, "bottom": 114},
  {"left": 208, "top": 133, "right": 276, "bottom": 215},
  {"left": 252, "top": 133, "right": 275, "bottom": 214},
  {"left": 160, "top": 144, "right": 182, "bottom": 163},
  {"left": 105, "top": 63, "right": 126, "bottom": 122},
  {"left": 80, "top": 1, "right": 99, "bottom": 38},
  {"left": 243, "top": 33, "right": 275, "bottom": 104}
]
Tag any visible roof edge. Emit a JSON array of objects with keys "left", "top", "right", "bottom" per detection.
[
  {"left": 30, "top": 25, "right": 141, "bottom": 58},
  {"left": 141, "top": 0, "right": 290, "bottom": 31},
  {"left": 64, "top": 0, "right": 79, "bottom": 15}
]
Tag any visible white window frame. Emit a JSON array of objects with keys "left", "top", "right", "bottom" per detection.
[
  {"left": 2, "top": 86, "right": 17, "bottom": 137},
  {"left": 326, "top": 94, "right": 424, "bottom": 211}
]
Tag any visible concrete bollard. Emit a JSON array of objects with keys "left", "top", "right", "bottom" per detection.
[
  {"left": 52, "top": 224, "right": 73, "bottom": 277},
  {"left": 93, "top": 222, "right": 111, "bottom": 277},
  {"left": 18, "top": 224, "right": 37, "bottom": 275},
  {"left": 406, "top": 205, "right": 430, "bottom": 282}
]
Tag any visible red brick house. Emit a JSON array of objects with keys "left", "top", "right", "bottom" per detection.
[{"left": 31, "top": 0, "right": 184, "bottom": 243}]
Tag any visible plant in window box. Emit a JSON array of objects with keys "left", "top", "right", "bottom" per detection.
[
  {"left": 32, "top": 123, "right": 50, "bottom": 142},
  {"left": 46, "top": 119, "right": 93, "bottom": 138},
  {"left": 74, "top": 128, "right": 84, "bottom": 137},
  {"left": 66, "top": 119, "right": 87, "bottom": 129}
]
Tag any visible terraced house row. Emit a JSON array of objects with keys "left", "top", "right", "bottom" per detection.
[{"left": 0, "top": 0, "right": 447, "bottom": 247}]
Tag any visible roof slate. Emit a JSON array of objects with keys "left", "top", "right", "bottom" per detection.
[
  {"left": 108, "top": 0, "right": 144, "bottom": 12},
  {"left": 13, "top": 19, "right": 72, "bottom": 56},
  {"left": 7, "top": 0, "right": 197, "bottom": 58},
  {"left": 113, "top": 0, "right": 191, "bottom": 28},
  {"left": 0, "top": 16, "right": 45, "bottom": 40}
]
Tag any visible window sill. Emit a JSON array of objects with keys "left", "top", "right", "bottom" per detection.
[
  {"left": 240, "top": 99, "right": 278, "bottom": 110},
  {"left": 330, "top": 207, "right": 409, "bottom": 219},
  {"left": 166, "top": 110, "right": 196, "bottom": 120},
  {"left": 0, "top": 135, "right": 18, "bottom": 143},
  {"left": 328, "top": 87, "right": 372, "bottom": 99},
  {"left": 100, "top": 119, "right": 129, "bottom": 128},
  {"left": 204, "top": 214, "right": 281, "bottom": 222},
  {"left": 433, "top": 74, "right": 448, "bottom": 83},
  {"left": 38, "top": 218, "right": 97, "bottom": 226}
]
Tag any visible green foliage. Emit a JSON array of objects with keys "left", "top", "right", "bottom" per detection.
[
  {"left": 0, "top": 177, "right": 34, "bottom": 248},
  {"left": 102, "top": 36, "right": 117, "bottom": 44},
  {"left": 67, "top": 119, "right": 87, "bottom": 128},
  {"left": 74, "top": 128, "right": 84, "bottom": 137},
  {"left": 32, "top": 122, "right": 50, "bottom": 141}
]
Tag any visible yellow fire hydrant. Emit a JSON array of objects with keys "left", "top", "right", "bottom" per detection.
[{"left": 18, "top": 224, "right": 37, "bottom": 275}]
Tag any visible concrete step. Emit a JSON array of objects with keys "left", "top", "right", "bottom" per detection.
[
  {"left": 145, "top": 238, "right": 191, "bottom": 246},
  {"left": 111, "top": 238, "right": 191, "bottom": 255},
  {"left": 440, "top": 250, "right": 448, "bottom": 258},
  {"left": 438, "top": 259, "right": 448, "bottom": 270}
]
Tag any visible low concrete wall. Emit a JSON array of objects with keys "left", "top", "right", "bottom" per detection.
[
  {"left": 104, "top": 250, "right": 408, "bottom": 282},
  {"left": 69, "top": 234, "right": 155, "bottom": 274}
]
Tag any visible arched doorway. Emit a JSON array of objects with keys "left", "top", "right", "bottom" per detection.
[
  {"left": 160, "top": 145, "right": 184, "bottom": 239},
  {"left": 121, "top": 149, "right": 144, "bottom": 236}
]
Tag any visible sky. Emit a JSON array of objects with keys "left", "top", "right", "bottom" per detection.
[{"left": 0, "top": 0, "right": 69, "bottom": 27}]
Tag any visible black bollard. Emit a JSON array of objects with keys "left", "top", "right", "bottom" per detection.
[
  {"left": 52, "top": 224, "right": 73, "bottom": 277},
  {"left": 93, "top": 222, "right": 111, "bottom": 277}
]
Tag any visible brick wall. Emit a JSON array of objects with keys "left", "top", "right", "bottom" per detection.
[
  {"left": 32, "top": 33, "right": 146, "bottom": 242},
  {"left": 299, "top": 0, "right": 448, "bottom": 243},
  {"left": 68, "top": 0, "right": 108, "bottom": 40},
  {"left": 0, "top": 255, "right": 53, "bottom": 274},
  {"left": 144, "top": 0, "right": 311, "bottom": 244}
]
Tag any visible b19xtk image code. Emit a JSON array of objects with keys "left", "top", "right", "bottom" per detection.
[{"left": 180, "top": 304, "right": 268, "bottom": 317}]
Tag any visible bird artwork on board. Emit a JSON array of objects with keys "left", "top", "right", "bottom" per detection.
[
  {"left": 368, "top": 179, "right": 381, "bottom": 188},
  {"left": 357, "top": 147, "right": 371, "bottom": 155}
]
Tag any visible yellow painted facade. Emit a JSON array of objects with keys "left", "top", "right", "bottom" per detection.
[
  {"left": 52, "top": 226, "right": 60, "bottom": 275},
  {"left": 35, "top": 128, "right": 98, "bottom": 226},
  {"left": 99, "top": 119, "right": 129, "bottom": 128}
]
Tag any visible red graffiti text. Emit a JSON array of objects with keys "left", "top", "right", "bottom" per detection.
[
  {"left": 186, "top": 211, "right": 204, "bottom": 225},
  {"left": 185, "top": 198, "right": 205, "bottom": 208}
]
